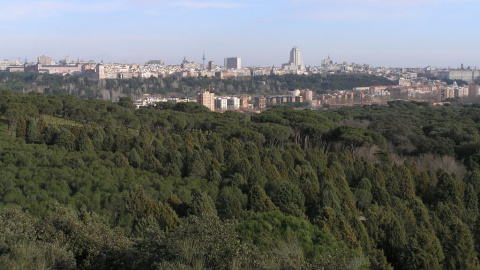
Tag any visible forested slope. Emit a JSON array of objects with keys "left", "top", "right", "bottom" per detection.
[
  {"left": 0, "top": 71, "right": 395, "bottom": 100},
  {"left": 0, "top": 89, "right": 479, "bottom": 269}
]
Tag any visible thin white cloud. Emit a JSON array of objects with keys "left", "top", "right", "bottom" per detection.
[
  {"left": 170, "top": 1, "right": 246, "bottom": 9},
  {"left": 129, "top": 0, "right": 245, "bottom": 8},
  {"left": 0, "top": 1, "right": 121, "bottom": 21},
  {"left": 289, "top": 0, "right": 474, "bottom": 7},
  {"left": 300, "top": 6, "right": 415, "bottom": 22},
  {"left": 255, "top": 18, "right": 277, "bottom": 24},
  {"left": 1, "top": 1, "right": 64, "bottom": 21},
  {"left": 278, "top": 0, "right": 471, "bottom": 22}
]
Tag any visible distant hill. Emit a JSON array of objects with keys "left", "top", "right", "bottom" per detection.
[{"left": 0, "top": 71, "right": 395, "bottom": 100}]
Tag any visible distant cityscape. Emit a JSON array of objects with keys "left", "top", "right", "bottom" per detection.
[{"left": 2, "top": 46, "right": 480, "bottom": 111}]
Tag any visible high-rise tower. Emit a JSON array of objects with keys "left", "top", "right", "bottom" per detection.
[
  {"left": 282, "top": 46, "right": 305, "bottom": 71},
  {"left": 197, "top": 90, "right": 215, "bottom": 111},
  {"left": 289, "top": 47, "right": 304, "bottom": 68},
  {"left": 224, "top": 57, "right": 242, "bottom": 69},
  {"left": 202, "top": 51, "right": 206, "bottom": 70}
]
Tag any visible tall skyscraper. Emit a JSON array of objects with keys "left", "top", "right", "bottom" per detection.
[
  {"left": 208, "top": 61, "right": 215, "bottom": 71},
  {"left": 289, "top": 47, "right": 304, "bottom": 68},
  {"left": 282, "top": 47, "right": 305, "bottom": 71},
  {"left": 197, "top": 91, "right": 215, "bottom": 111},
  {"left": 224, "top": 57, "right": 242, "bottom": 69}
]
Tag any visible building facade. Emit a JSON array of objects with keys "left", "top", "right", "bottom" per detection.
[
  {"left": 197, "top": 91, "right": 215, "bottom": 111},
  {"left": 469, "top": 84, "right": 480, "bottom": 98},
  {"left": 437, "top": 70, "right": 480, "bottom": 84},
  {"left": 208, "top": 61, "right": 215, "bottom": 71},
  {"left": 37, "top": 55, "right": 54, "bottom": 65},
  {"left": 300, "top": 89, "right": 313, "bottom": 102},
  {"left": 215, "top": 97, "right": 228, "bottom": 111},
  {"left": 282, "top": 47, "right": 305, "bottom": 71},
  {"left": 224, "top": 57, "right": 242, "bottom": 69}
]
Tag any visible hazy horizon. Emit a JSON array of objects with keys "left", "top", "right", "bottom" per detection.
[{"left": 2, "top": 0, "right": 479, "bottom": 68}]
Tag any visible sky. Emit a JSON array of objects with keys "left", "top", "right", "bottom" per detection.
[{"left": 1, "top": 0, "right": 480, "bottom": 68}]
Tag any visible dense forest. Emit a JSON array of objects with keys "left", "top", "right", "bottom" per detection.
[
  {"left": 1, "top": 87, "right": 480, "bottom": 269},
  {"left": 0, "top": 71, "right": 395, "bottom": 100}
]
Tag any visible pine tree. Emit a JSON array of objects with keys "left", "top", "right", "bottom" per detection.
[
  {"left": 248, "top": 185, "right": 276, "bottom": 213},
  {"left": 26, "top": 118, "right": 41, "bottom": 143}
]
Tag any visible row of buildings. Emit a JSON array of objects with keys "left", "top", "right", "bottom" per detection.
[
  {"left": 184, "top": 89, "right": 312, "bottom": 111},
  {"left": 195, "top": 89, "right": 314, "bottom": 111},
  {"left": 134, "top": 81, "right": 480, "bottom": 112},
  {"left": 3, "top": 50, "right": 480, "bottom": 110},
  {"left": 0, "top": 47, "right": 309, "bottom": 78},
  {"left": 3, "top": 49, "right": 479, "bottom": 86},
  {"left": 313, "top": 83, "right": 480, "bottom": 107}
]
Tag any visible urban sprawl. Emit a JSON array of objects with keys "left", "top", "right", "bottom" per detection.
[{"left": 2, "top": 47, "right": 480, "bottom": 111}]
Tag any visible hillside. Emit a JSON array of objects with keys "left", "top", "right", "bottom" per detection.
[
  {"left": 0, "top": 71, "right": 395, "bottom": 100},
  {"left": 0, "top": 89, "right": 479, "bottom": 269}
]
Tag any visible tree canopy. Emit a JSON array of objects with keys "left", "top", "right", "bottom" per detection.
[{"left": 0, "top": 89, "right": 480, "bottom": 269}]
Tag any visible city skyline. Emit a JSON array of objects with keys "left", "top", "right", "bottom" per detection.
[{"left": 2, "top": 0, "right": 480, "bottom": 68}]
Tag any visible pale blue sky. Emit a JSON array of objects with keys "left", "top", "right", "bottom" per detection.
[{"left": 1, "top": 0, "right": 479, "bottom": 68}]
